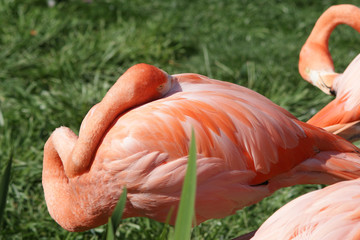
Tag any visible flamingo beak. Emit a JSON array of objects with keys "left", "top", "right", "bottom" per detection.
[{"left": 308, "top": 70, "right": 337, "bottom": 96}]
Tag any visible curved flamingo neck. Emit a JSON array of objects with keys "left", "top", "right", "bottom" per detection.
[
  {"left": 299, "top": 5, "right": 360, "bottom": 84},
  {"left": 43, "top": 132, "right": 70, "bottom": 184},
  {"left": 65, "top": 90, "right": 134, "bottom": 177},
  {"left": 307, "top": 5, "right": 360, "bottom": 45},
  {"left": 64, "top": 64, "right": 168, "bottom": 178},
  {"left": 43, "top": 127, "right": 137, "bottom": 231},
  {"left": 42, "top": 134, "right": 78, "bottom": 230}
]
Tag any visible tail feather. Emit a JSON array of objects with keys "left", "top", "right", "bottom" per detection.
[
  {"left": 315, "top": 151, "right": 360, "bottom": 179},
  {"left": 324, "top": 120, "right": 360, "bottom": 142},
  {"left": 269, "top": 151, "right": 360, "bottom": 191}
]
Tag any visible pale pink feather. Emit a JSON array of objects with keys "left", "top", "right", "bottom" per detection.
[{"left": 252, "top": 179, "right": 360, "bottom": 240}]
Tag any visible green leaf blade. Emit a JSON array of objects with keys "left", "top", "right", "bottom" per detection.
[
  {"left": 105, "top": 186, "right": 127, "bottom": 240},
  {"left": 0, "top": 154, "right": 12, "bottom": 224},
  {"left": 111, "top": 186, "right": 127, "bottom": 230},
  {"left": 106, "top": 218, "right": 115, "bottom": 240},
  {"left": 173, "top": 129, "right": 197, "bottom": 240}
]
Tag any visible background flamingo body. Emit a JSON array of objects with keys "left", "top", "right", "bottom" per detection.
[
  {"left": 251, "top": 178, "right": 360, "bottom": 240},
  {"left": 43, "top": 64, "right": 360, "bottom": 232}
]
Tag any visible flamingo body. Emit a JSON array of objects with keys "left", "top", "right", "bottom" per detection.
[
  {"left": 43, "top": 64, "right": 360, "bottom": 231},
  {"left": 252, "top": 179, "right": 360, "bottom": 240}
]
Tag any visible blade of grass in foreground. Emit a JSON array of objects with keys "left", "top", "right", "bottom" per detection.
[
  {"left": 0, "top": 154, "right": 12, "bottom": 224},
  {"left": 106, "top": 186, "right": 127, "bottom": 240},
  {"left": 173, "top": 129, "right": 197, "bottom": 240}
]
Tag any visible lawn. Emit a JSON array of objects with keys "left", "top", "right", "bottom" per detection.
[{"left": 1, "top": 0, "right": 359, "bottom": 239}]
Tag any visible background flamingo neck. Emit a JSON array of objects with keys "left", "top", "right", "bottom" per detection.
[
  {"left": 308, "top": 5, "right": 360, "bottom": 45},
  {"left": 299, "top": 5, "right": 360, "bottom": 84}
]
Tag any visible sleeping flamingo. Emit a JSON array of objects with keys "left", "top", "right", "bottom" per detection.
[
  {"left": 250, "top": 178, "right": 360, "bottom": 239},
  {"left": 298, "top": 4, "right": 360, "bottom": 141},
  {"left": 43, "top": 63, "right": 360, "bottom": 232}
]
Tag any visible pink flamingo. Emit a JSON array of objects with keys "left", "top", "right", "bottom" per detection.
[
  {"left": 299, "top": 4, "right": 360, "bottom": 95},
  {"left": 298, "top": 4, "right": 360, "bottom": 141},
  {"left": 308, "top": 54, "right": 360, "bottom": 141},
  {"left": 251, "top": 178, "right": 360, "bottom": 239},
  {"left": 43, "top": 63, "right": 360, "bottom": 231}
]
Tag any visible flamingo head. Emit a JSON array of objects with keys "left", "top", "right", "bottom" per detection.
[
  {"left": 298, "top": 40, "right": 339, "bottom": 96},
  {"left": 116, "top": 63, "right": 175, "bottom": 103}
]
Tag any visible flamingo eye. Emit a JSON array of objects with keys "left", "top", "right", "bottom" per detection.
[
  {"left": 157, "top": 84, "right": 164, "bottom": 91},
  {"left": 156, "top": 74, "right": 173, "bottom": 95}
]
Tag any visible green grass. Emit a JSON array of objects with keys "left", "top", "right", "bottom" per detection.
[{"left": 1, "top": 0, "right": 359, "bottom": 239}]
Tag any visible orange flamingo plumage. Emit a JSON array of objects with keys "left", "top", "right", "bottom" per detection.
[
  {"left": 43, "top": 63, "right": 360, "bottom": 232},
  {"left": 298, "top": 4, "right": 360, "bottom": 141},
  {"left": 251, "top": 178, "right": 360, "bottom": 239}
]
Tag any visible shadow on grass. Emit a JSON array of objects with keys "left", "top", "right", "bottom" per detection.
[{"left": 0, "top": 153, "right": 12, "bottom": 225}]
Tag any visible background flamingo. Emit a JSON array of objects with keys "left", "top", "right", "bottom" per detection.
[
  {"left": 43, "top": 63, "right": 360, "bottom": 232},
  {"left": 298, "top": 4, "right": 360, "bottom": 95},
  {"left": 308, "top": 54, "right": 360, "bottom": 141},
  {"left": 298, "top": 4, "right": 360, "bottom": 141},
  {"left": 250, "top": 178, "right": 360, "bottom": 239}
]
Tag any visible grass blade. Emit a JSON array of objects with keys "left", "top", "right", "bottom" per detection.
[
  {"left": 111, "top": 186, "right": 127, "bottom": 230},
  {"left": 157, "top": 206, "right": 174, "bottom": 240},
  {"left": 0, "top": 153, "right": 12, "bottom": 224},
  {"left": 106, "top": 218, "right": 115, "bottom": 240},
  {"left": 106, "top": 186, "right": 127, "bottom": 240},
  {"left": 173, "top": 129, "right": 197, "bottom": 240}
]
